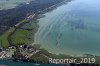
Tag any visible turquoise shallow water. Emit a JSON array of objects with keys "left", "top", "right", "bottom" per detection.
[
  {"left": 0, "top": 60, "right": 68, "bottom": 66},
  {"left": 34, "top": 0, "right": 100, "bottom": 55}
]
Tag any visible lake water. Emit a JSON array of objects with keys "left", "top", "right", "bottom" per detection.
[
  {"left": 34, "top": 0, "right": 100, "bottom": 56},
  {"left": 0, "top": 60, "right": 68, "bottom": 66},
  {"left": 0, "top": 0, "right": 32, "bottom": 10}
]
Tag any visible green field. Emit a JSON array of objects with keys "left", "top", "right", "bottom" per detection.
[
  {"left": 0, "top": 31, "right": 9, "bottom": 48},
  {"left": 11, "top": 29, "right": 31, "bottom": 46},
  {"left": 0, "top": 28, "right": 15, "bottom": 48}
]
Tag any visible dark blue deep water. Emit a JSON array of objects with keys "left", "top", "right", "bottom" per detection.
[{"left": 0, "top": 60, "right": 68, "bottom": 66}]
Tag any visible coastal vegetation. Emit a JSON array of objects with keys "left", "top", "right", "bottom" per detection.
[
  {"left": 0, "top": 30, "right": 9, "bottom": 48},
  {"left": 0, "top": 28, "right": 15, "bottom": 48}
]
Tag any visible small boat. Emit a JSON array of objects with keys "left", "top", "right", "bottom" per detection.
[{"left": 35, "top": 64, "right": 40, "bottom": 65}]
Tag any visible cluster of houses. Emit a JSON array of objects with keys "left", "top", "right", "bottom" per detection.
[
  {"left": 0, "top": 47, "right": 15, "bottom": 59},
  {"left": 0, "top": 44, "right": 40, "bottom": 60}
]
